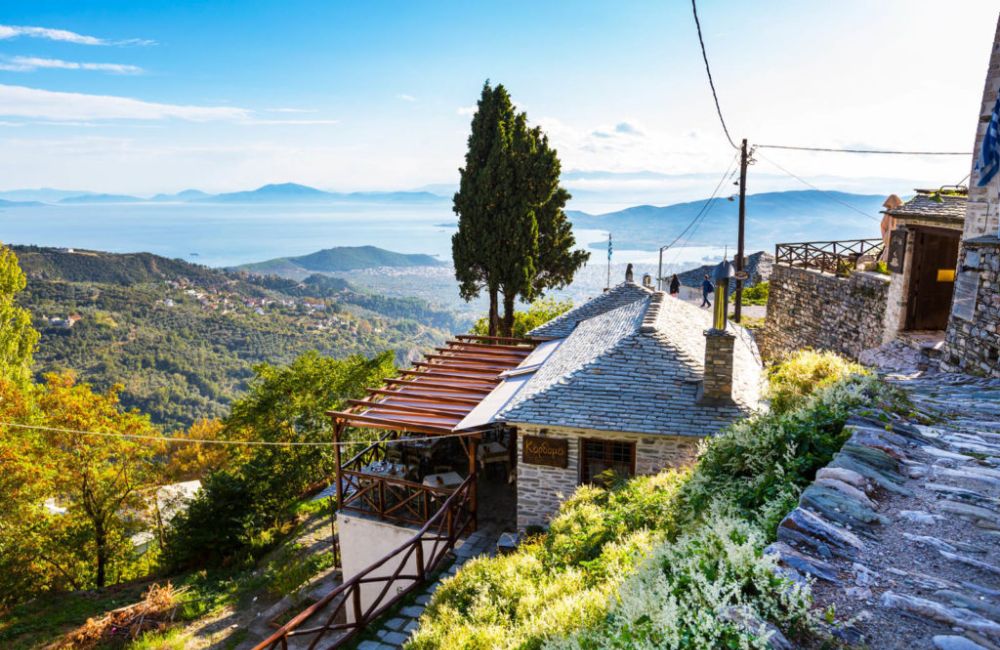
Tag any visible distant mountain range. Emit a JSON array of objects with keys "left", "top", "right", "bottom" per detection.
[
  {"left": 235, "top": 245, "right": 446, "bottom": 278},
  {"left": 0, "top": 183, "right": 449, "bottom": 206},
  {"left": 569, "top": 190, "right": 888, "bottom": 252}
]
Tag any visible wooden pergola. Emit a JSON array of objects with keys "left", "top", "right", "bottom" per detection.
[{"left": 327, "top": 334, "right": 536, "bottom": 526}]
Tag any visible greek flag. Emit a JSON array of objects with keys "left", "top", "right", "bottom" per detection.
[
  {"left": 977, "top": 93, "right": 1000, "bottom": 187},
  {"left": 607, "top": 233, "right": 613, "bottom": 260}
]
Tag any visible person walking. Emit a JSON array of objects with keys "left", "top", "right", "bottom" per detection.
[
  {"left": 669, "top": 274, "right": 680, "bottom": 297},
  {"left": 700, "top": 274, "right": 714, "bottom": 308}
]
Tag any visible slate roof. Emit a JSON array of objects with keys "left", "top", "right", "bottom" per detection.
[
  {"left": 884, "top": 189, "right": 967, "bottom": 222},
  {"left": 527, "top": 282, "right": 654, "bottom": 338},
  {"left": 461, "top": 284, "right": 762, "bottom": 437}
]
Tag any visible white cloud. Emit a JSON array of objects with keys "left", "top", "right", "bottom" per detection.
[
  {"left": 456, "top": 106, "right": 476, "bottom": 116},
  {"left": 0, "top": 56, "right": 143, "bottom": 74},
  {"left": 265, "top": 107, "right": 318, "bottom": 114},
  {"left": 0, "top": 84, "right": 250, "bottom": 122},
  {"left": 396, "top": 94, "right": 417, "bottom": 102},
  {"left": 0, "top": 24, "right": 105, "bottom": 45},
  {"left": 0, "top": 25, "right": 153, "bottom": 46},
  {"left": 240, "top": 118, "right": 339, "bottom": 126}
]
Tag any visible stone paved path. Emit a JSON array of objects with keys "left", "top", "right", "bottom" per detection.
[
  {"left": 767, "top": 373, "right": 1000, "bottom": 649},
  {"left": 356, "top": 528, "right": 499, "bottom": 650}
]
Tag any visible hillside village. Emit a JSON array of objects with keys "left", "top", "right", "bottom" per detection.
[{"left": 2, "top": 7, "right": 1000, "bottom": 650}]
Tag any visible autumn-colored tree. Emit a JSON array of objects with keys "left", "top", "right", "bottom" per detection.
[
  {"left": 163, "top": 418, "right": 232, "bottom": 481},
  {"left": 0, "top": 242, "right": 39, "bottom": 387},
  {"left": 35, "top": 373, "right": 164, "bottom": 589}
]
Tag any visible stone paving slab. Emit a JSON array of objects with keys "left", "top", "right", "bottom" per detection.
[{"left": 767, "top": 374, "right": 1000, "bottom": 648}]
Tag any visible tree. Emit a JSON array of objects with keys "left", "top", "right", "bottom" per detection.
[
  {"left": 0, "top": 243, "right": 39, "bottom": 387},
  {"left": 470, "top": 297, "right": 573, "bottom": 340},
  {"left": 453, "top": 82, "right": 518, "bottom": 336},
  {"left": 35, "top": 373, "right": 164, "bottom": 589},
  {"left": 452, "top": 84, "right": 588, "bottom": 337},
  {"left": 164, "top": 351, "right": 396, "bottom": 568}
]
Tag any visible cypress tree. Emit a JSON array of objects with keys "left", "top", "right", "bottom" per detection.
[{"left": 453, "top": 82, "right": 589, "bottom": 337}]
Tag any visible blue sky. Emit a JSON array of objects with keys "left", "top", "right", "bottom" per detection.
[{"left": 0, "top": 0, "right": 997, "bottom": 200}]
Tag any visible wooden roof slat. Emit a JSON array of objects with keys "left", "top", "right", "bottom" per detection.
[
  {"left": 331, "top": 338, "right": 536, "bottom": 435},
  {"left": 454, "top": 334, "right": 535, "bottom": 345},
  {"left": 441, "top": 340, "right": 534, "bottom": 353},
  {"left": 412, "top": 361, "right": 501, "bottom": 375},
  {"left": 347, "top": 399, "right": 470, "bottom": 418},
  {"left": 367, "top": 389, "right": 482, "bottom": 406},
  {"left": 328, "top": 410, "right": 454, "bottom": 435},
  {"left": 436, "top": 345, "right": 530, "bottom": 358},
  {"left": 424, "top": 352, "right": 525, "bottom": 365},
  {"left": 400, "top": 370, "right": 497, "bottom": 384},
  {"left": 384, "top": 378, "right": 494, "bottom": 395}
]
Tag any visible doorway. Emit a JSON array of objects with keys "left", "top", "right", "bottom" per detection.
[{"left": 906, "top": 227, "right": 960, "bottom": 331}]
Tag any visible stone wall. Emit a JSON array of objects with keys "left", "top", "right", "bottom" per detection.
[
  {"left": 760, "top": 264, "right": 891, "bottom": 361},
  {"left": 941, "top": 238, "right": 1000, "bottom": 377},
  {"left": 515, "top": 424, "right": 699, "bottom": 530},
  {"left": 942, "top": 15, "right": 1000, "bottom": 377}
]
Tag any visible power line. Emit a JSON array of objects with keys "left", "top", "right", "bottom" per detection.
[
  {"left": 666, "top": 164, "right": 740, "bottom": 269},
  {"left": 757, "top": 143, "right": 970, "bottom": 156},
  {"left": 691, "top": 0, "right": 738, "bottom": 150},
  {"left": 661, "top": 153, "right": 739, "bottom": 254},
  {"left": 0, "top": 421, "right": 481, "bottom": 447},
  {"left": 757, "top": 151, "right": 881, "bottom": 223}
]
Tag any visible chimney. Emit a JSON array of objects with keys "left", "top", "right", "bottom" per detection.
[
  {"left": 625, "top": 263, "right": 634, "bottom": 283},
  {"left": 699, "top": 258, "right": 736, "bottom": 405}
]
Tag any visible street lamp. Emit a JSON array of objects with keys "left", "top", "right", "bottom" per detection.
[{"left": 712, "top": 257, "right": 734, "bottom": 330}]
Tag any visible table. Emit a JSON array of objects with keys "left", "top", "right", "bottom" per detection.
[
  {"left": 360, "top": 461, "right": 414, "bottom": 481},
  {"left": 422, "top": 471, "right": 463, "bottom": 489},
  {"left": 477, "top": 441, "right": 508, "bottom": 467}
]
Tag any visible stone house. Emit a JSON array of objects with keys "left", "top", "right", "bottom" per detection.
[
  {"left": 941, "top": 14, "right": 1000, "bottom": 377},
  {"left": 456, "top": 279, "right": 763, "bottom": 529},
  {"left": 882, "top": 189, "right": 968, "bottom": 336}
]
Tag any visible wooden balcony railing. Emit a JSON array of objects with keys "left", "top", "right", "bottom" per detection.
[
  {"left": 337, "top": 439, "right": 460, "bottom": 527},
  {"left": 252, "top": 474, "right": 476, "bottom": 650},
  {"left": 775, "top": 238, "right": 884, "bottom": 275}
]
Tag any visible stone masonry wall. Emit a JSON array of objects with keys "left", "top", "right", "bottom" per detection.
[
  {"left": 942, "top": 15, "right": 1000, "bottom": 377},
  {"left": 760, "top": 264, "right": 891, "bottom": 361},
  {"left": 941, "top": 239, "right": 1000, "bottom": 377},
  {"left": 515, "top": 424, "right": 699, "bottom": 530}
]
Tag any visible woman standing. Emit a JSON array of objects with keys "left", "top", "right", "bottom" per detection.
[{"left": 669, "top": 274, "right": 680, "bottom": 297}]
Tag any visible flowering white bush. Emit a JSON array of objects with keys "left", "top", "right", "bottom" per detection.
[{"left": 549, "top": 514, "right": 813, "bottom": 650}]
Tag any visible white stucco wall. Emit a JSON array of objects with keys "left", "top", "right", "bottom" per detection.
[{"left": 337, "top": 512, "right": 438, "bottom": 623}]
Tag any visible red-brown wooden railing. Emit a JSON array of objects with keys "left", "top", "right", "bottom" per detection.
[
  {"left": 337, "top": 439, "right": 458, "bottom": 527},
  {"left": 252, "top": 474, "right": 476, "bottom": 650},
  {"left": 775, "top": 238, "right": 884, "bottom": 275}
]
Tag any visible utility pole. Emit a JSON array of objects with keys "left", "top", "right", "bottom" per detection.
[{"left": 734, "top": 138, "right": 749, "bottom": 323}]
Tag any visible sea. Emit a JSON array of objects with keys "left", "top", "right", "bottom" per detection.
[{"left": 0, "top": 200, "right": 726, "bottom": 270}]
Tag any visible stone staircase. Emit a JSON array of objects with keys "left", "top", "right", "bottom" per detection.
[{"left": 767, "top": 374, "right": 1000, "bottom": 649}]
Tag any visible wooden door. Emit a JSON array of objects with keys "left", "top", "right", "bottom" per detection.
[{"left": 906, "top": 228, "right": 960, "bottom": 331}]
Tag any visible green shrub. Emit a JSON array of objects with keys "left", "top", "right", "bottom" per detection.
[
  {"left": 554, "top": 515, "right": 813, "bottom": 650},
  {"left": 729, "top": 281, "right": 769, "bottom": 306},
  {"left": 767, "top": 349, "right": 867, "bottom": 414},
  {"left": 408, "top": 471, "right": 690, "bottom": 649}
]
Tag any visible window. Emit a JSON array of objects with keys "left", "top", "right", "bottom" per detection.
[{"left": 580, "top": 438, "right": 635, "bottom": 485}]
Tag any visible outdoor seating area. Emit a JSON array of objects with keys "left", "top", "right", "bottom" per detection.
[{"left": 327, "top": 335, "right": 534, "bottom": 528}]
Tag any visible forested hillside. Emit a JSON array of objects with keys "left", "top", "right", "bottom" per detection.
[{"left": 15, "top": 246, "right": 464, "bottom": 431}]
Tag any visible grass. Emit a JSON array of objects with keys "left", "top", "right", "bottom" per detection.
[
  {"left": 2, "top": 506, "right": 337, "bottom": 649},
  {"left": 409, "top": 351, "right": 901, "bottom": 649},
  {"left": 0, "top": 581, "right": 152, "bottom": 649}
]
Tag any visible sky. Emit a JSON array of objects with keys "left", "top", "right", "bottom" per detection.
[{"left": 0, "top": 0, "right": 997, "bottom": 200}]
